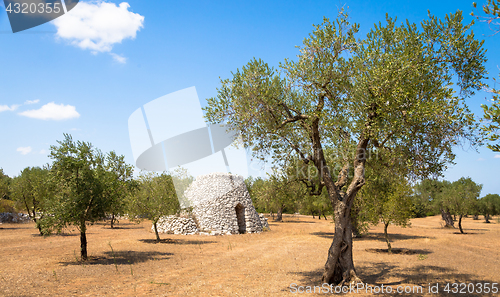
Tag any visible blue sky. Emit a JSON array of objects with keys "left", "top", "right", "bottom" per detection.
[{"left": 0, "top": 0, "right": 499, "bottom": 196}]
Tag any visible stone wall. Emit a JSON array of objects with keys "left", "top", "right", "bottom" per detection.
[
  {"left": 0, "top": 212, "right": 31, "bottom": 223},
  {"left": 154, "top": 215, "right": 198, "bottom": 235}
]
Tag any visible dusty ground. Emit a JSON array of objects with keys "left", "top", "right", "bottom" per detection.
[{"left": 0, "top": 214, "right": 499, "bottom": 296}]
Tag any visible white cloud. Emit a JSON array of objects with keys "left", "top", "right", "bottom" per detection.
[
  {"left": 18, "top": 102, "right": 80, "bottom": 120},
  {"left": 0, "top": 104, "right": 20, "bottom": 112},
  {"left": 39, "top": 149, "right": 47, "bottom": 155},
  {"left": 110, "top": 53, "right": 127, "bottom": 63},
  {"left": 24, "top": 99, "right": 40, "bottom": 105},
  {"left": 17, "top": 147, "right": 32, "bottom": 155},
  {"left": 477, "top": 158, "right": 486, "bottom": 161},
  {"left": 52, "top": 1, "right": 144, "bottom": 55},
  {"left": 494, "top": 155, "right": 500, "bottom": 159}
]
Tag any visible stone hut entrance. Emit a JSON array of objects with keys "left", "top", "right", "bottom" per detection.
[{"left": 235, "top": 203, "right": 246, "bottom": 234}]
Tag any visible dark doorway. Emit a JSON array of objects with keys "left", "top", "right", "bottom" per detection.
[{"left": 235, "top": 203, "right": 246, "bottom": 234}]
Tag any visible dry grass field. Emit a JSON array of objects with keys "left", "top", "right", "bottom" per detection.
[{"left": 1, "top": 214, "right": 499, "bottom": 296}]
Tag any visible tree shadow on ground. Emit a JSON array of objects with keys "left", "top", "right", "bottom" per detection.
[
  {"left": 280, "top": 220, "right": 318, "bottom": 224},
  {"left": 311, "top": 231, "right": 434, "bottom": 241},
  {"left": 0, "top": 226, "right": 18, "bottom": 230},
  {"left": 60, "top": 250, "right": 173, "bottom": 266},
  {"left": 365, "top": 248, "right": 432, "bottom": 255},
  {"left": 32, "top": 232, "right": 78, "bottom": 237},
  {"left": 452, "top": 231, "right": 484, "bottom": 235},
  {"left": 289, "top": 264, "right": 497, "bottom": 296},
  {"left": 138, "top": 238, "right": 216, "bottom": 245},
  {"left": 105, "top": 225, "right": 144, "bottom": 230}
]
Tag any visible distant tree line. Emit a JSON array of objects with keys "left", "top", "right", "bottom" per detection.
[{"left": 245, "top": 164, "right": 500, "bottom": 252}]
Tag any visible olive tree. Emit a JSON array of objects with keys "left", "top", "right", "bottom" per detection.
[
  {"left": 204, "top": 10, "right": 486, "bottom": 284},
  {"left": 472, "top": 1, "right": 500, "bottom": 151},
  {"left": 103, "top": 151, "right": 135, "bottom": 228},
  {"left": 358, "top": 164, "right": 413, "bottom": 253},
  {"left": 414, "top": 179, "right": 456, "bottom": 228},
  {"left": 478, "top": 193, "right": 500, "bottom": 222},
  {"left": 0, "top": 169, "right": 11, "bottom": 200},
  {"left": 10, "top": 166, "right": 53, "bottom": 235},
  {"left": 127, "top": 172, "right": 180, "bottom": 242},
  {"left": 448, "top": 178, "right": 482, "bottom": 233},
  {"left": 43, "top": 134, "right": 131, "bottom": 261}
]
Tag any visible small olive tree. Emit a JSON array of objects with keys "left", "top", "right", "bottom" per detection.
[
  {"left": 443, "top": 177, "right": 482, "bottom": 234},
  {"left": 0, "top": 169, "right": 11, "bottom": 200},
  {"left": 43, "top": 134, "right": 131, "bottom": 261},
  {"left": 127, "top": 172, "right": 180, "bottom": 242},
  {"left": 11, "top": 166, "right": 53, "bottom": 235},
  {"left": 358, "top": 164, "right": 413, "bottom": 253},
  {"left": 103, "top": 151, "right": 135, "bottom": 228},
  {"left": 478, "top": 193, "right": 500, "bottom": 223}
]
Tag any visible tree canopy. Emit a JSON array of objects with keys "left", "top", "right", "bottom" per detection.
[
  {"left": 127, "top": 171, "right": 180, "bottom": 242},
  {"left": 10, "top": 166, "right": 53, "bottom": 235},
  {"left": 358, "top": 164, "right": 414, "bottom": 253},
  {"left": 204, "top": 10, "right": 486, "bottom": 285},
  {"left": 0, "top": 168, "right": 11, "bottom": 200},
  {"left": 42, "top": 134, "right": 132, "bottom": 261},
  {"left": 473, "top": 0, "right": 500, "bottom": 151}
]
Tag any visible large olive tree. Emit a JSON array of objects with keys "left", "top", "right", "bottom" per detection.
[{"left": 204, "top": 10, "right": 486, "bottom": 285}]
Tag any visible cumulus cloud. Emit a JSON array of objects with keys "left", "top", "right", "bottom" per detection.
[
  {"left": 0, "top": 104, "right": 20, "bottom": 112},
  {"left": 39, "top": 149, "right": 47, "bottom": 155},
  {"left": 24, "top": 99, "right": 40, "bottom": 105},
  {"left": 17, "top": 147, "right": 32, "bottom": 155},
  {"left": 110, "top": 52, "right": 127, "bottom": 63},
  {"left": 18, "top": 102, "right": 80, "bottom": 120},
  {"left": 52, "top": 1, "right": 144, "bottom": 55},
  {"left": 494, "top": 155, "right": 500, "bottom": 159}
]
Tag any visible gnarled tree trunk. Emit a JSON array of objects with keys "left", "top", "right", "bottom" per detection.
[
  {"left": 458, "top": 215, "right": 464, "bottom": 234},
  {"left": 383, "top": 221, "right": 392, "bottom": 253},
  {"left": 320, "top": 136, "right": 368, "bottom": 286},
  {"left": 321, "top": 199, "right": 360, "bottom": 285},
  {"left": 440, "top": 209, "right": 454, "bottom": 228},
  {"left": 275, "top": 206, "right": 283, "bottom": 222}
]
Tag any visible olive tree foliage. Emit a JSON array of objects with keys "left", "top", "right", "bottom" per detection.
[
  {"left": 103, "top": 151, "right": 135, "bottom": 229},
  {"left": 478, "top": 193, "right": 500, "bottom": 222},
  {"left": 414, "top": 179, "right": 456, "bottom": 228},
  {"left": 10, "top": 166, "right": 54, "bottom": 235},
  {"left": 0, "top": 168, "right": 11, "bottom": 200},
  {"left": 481, "top": 95, "right": 500, "bottom": 151},
  {"left": 126, "top": 172, "right": 180, "bottom": 242},
  {"left": 42, "top": 134, "right": 131, "bottom": 261},
  {"left": 246, "top": 170, "right": 303, "bottom": 222},
  {"left": 203, "top": 9, "right": 486, "bottom": 285},
  {"left": 443, "top": 177, "right": 482, "bottom": 234},
  {"left": 472, "top": 0, "right": 500, "bottom": 34},
  {"left": 301, "top": 187, "right": 332, "bottom": 220},
  {"left": 472, "top": 0, "right": 500, "bottom": 151},
  {"left": 358, "top": 164, "right": 413, "bottom": 253}
]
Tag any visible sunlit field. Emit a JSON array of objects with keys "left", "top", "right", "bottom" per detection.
[{"left": 1, "top": 214, "right": 499, "bottom": 296}]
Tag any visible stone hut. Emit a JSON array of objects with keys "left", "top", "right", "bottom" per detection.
[{"left": 155, "top": 172, "right": 267, "bottom": 235}]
